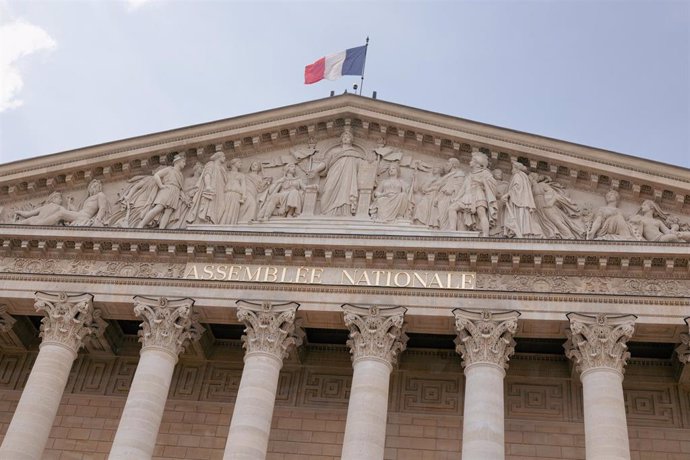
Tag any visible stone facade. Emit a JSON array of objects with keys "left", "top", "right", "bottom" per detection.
[{"left": 0, "top": 94, "right": 689, "bottom": 459}]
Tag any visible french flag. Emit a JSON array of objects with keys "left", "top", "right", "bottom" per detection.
[{"left": 304, "top": 45, "right": 367, "bottom": 85}]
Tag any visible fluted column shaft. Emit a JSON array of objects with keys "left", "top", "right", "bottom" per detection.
[
  {"left": 340, "top": 305, "right": 407, "bottom": 460},
  {"left": 224, "top": 301, "right": 302, "bottom": 460},
  {"left": 0, "top": 292, "right": 104, "bottom": 460},
  {"left": 109, "top": 297, "right": 202, "bottom": 460},
  {"left": 454, "top": 309, "right": 520, "bottom": 460},
  {"left": 565, "top": 312, "right": 636, "bottom": 460}
]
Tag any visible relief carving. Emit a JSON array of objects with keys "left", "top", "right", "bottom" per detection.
[
  {"left": 14, "top": 180, "right": 109, "bottom": 227},
  {"left": 453, "top": 309, "right": 519, "bottom": 369},
  {"left": 3, "top": 129, "right": 689, "bottom": 242},
  {"left": 236, "top": 300, "right": 304, "bottom": 360},
  {"left": 257, "top": 163, "right": 305, "bottom": 220},
  {"left": 34, "top": 291, "right": 106, "bottom": 354},
  {"left": 369, "top": 164, "right": 410, "bottom": 223},
  {"left": 133, "top": 296, "right": 204, "bottom": 357},
  {"left": 564, "top": 312, "right": 636, "bottom": 374},
  {"left": 342, "top": 304, "right": 408, "bottom": 367},
  {"left": 308, "top": 127, "right": 366, "bottom": 216}
]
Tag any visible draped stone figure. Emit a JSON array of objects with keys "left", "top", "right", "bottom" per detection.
[
  {"left": 629, "top": 200, "right": 686, "bottom": 242},
  {"left": 185, "top": 151, "right": 227, "bottom": 225},
  {"left": 436, "top": 158, "right": 466, "bottom": 230},
  {"left": 220, "top": 159, "right": 246, "bottom": 225},
  {"left": 369, "top": 164, "right": 410, "bottom": 223},
  {"left": 529, "top": 173, "right": 584, "bottom": 239},
  {"left": 491, "top": 169, "right": 509, "bottom": 236},
  {"left": 502, "top": 161, "right": 543, "bottom": 238},
  {"left": 137, "top": 154, "right": 188, "bottom": 229},
  {"left": 14, "top": 179, "right": 109, "bottom": 226},
  {"left": 167, "top": 162, "right": 204, "bottom": 229},
  {"left": 309, "top": 128, "right": 365, "bottom": 216},
  {"left": 586, "top": 189, "right": 636, "bottom": 240},
  {"left": 257, "top": 163, "right": 305, "bottom": 220},
  {"left": 450, "top": 151, "right": 497, "bottom": 236},
  {"left": 412, "top": 165, "right": 444, "bottom": 227},
  {"left": 239, "top": 161, "right": 272, "bottom": 222}
]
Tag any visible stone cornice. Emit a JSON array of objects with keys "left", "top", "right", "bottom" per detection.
[
  {"left": 1, "top": 95, "right": 688, "bottom": 210},
  {"left": 1, "top": 225, "right": 688, "bottom": 260}
]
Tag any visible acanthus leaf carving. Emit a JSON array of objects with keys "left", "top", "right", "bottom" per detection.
[
  {"left": 342, "top": 304, "right": 408, "bottom": 368},
  {"left": 34, "top": 291, "right": 106, "bottom": 355},
  {"left": 133, "top": 296, "right": 203, "bottom": 358},
  {"left": 453, "top": 309, "right": 520, "bottom": 369},
  {"left": 236, "top": 300, "right": 304, "bottom": 361},
  {"left": 564, "top": 312, "right": 636, "bottom": 374}
]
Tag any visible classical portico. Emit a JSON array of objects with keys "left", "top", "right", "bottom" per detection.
[{"left": 0, "top": 94, "right": 689, "bottom": 459}]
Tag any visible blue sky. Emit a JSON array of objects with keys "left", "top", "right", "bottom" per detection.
[{"left": 1, "top": 0, "right": 688, "bottom": 168}]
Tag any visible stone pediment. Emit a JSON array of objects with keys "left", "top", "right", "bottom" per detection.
[{"left": 1, "top": 94, "right": 689, "bottom": 243}]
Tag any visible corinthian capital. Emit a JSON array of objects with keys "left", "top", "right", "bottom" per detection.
[
  {"left": 453, "top": 309, "right": 520, "bottom": 370},
  {"left": 342, "top": 304, "right": 408, "bottom": 368},
  {"left": 35, "top": 291, "right": 106, "bottom": 355},
  {"left": 133, "top": 296, "right": 203, "bottom": 358},
  {"left": 236, "top": 300, "right": 304, "bottom": 361},
  {"left": 564, "top": 312, "right": 636, "bottom": 375}
]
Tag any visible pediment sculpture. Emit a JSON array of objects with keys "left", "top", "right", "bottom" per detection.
[{"left": 5, "top": 128, "right": 690, "bottom": 243}]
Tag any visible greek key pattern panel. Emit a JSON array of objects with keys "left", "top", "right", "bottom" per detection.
[
  {"left": 505, "top": 379, "right": 572, "bottom": 421},
  {"left": 298, "top": 367, "right": 352, "bottom": 409},
  {"left": 200, "top": 362, "right": 242, "bottom": 402},
  {"left": 71, "top": 356, "right": 116, "bottom": 395},
  {"left": 624, "top": 385, "right": 682, "bottom": 428},
  {"left": 1, "top": 350, "right": 689, "bottom": 429},
  {"left": 170, "top": 361, "right": 206, "bottom": 400},
  {"left": 395, "top": 371, "right": 463, "bottom": 415},
  {"left": 0, "top": 353, "right": 29, "bottom": 390},
  {"left": 106, "top": 357, "right": 138, "bottom": 396}
]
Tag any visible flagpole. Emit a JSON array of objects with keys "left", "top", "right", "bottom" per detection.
[{"left": 359, "top": 36, "right": 369, "bottom": 96}]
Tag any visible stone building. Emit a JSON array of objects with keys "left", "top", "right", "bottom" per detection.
[{"left": 0, "top": 94, "right": 689, "bottom": 460}]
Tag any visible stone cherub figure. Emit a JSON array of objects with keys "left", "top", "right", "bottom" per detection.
[{"left": 14, "top": 179, "right": 109, "bottom": 226}]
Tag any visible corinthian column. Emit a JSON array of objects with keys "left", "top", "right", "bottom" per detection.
[
  {"left": 0, "top": 292, "right": 105, "bottom": 460},
  {"left": 565, "top": 313, "right": 636, "bottom": 460},
  {"left": 223, "top": 301, "right": 303, "bottom": 460},
  {"left": 109, "top": 297, "right": 202, "bottom": 460},
  {"left": 454, "top": 309, "right": 520, "bottom": 460},
  {"left": 341, "top": 305, "right": 407, "bottom": 460}
]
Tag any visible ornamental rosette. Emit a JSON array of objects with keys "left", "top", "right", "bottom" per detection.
[
  {"left": 342, "top": 304, "right": 408, "bottom": 368},
  {"left": 236, "top": 301, "right": 304, "bottom": 361},
  {"left": 133, "top": 296, "right": 203, "bottom": 357},
  {"left": 564, "top": 312, "right": 636, "bottom": 375},
  {"left": 453, "top": 309, "right": 520, "bottom": 369},
  {"left": 35, "top": 291, "right": 106, "bottom": 354}
]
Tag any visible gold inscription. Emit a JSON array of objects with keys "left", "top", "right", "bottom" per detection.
[{"left": 183, "top": 264, "right": 476, "bottom": 290}]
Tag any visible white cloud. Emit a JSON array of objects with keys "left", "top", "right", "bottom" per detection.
[{"left": 0, "top": 19, "right": 57, "bottom": 112}]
